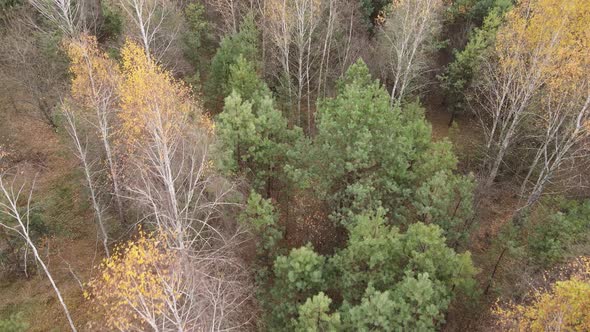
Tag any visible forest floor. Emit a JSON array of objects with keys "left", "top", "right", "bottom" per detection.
[
  {"left": 423, "top": 89, "right": 524, "bottom": 330},
  {"left": 0, "top": 97, "right": 103, "bottom": 331}
]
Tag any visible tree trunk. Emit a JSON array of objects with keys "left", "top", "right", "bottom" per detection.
[{"left": 484, "top": 246, "right": 507, "bottom": 295}]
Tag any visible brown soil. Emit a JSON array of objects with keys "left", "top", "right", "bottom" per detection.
[{"left": 0, "top": 95, "right": 104, "bottom": 331}]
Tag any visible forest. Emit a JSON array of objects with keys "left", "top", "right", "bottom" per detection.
[{"left": 0, "top": 0, "right": 589, "bottom": 330}]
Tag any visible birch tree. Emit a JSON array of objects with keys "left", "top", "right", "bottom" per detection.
[
  {"left": 0, "top": 174, "right": 77, "bottom": 332},
  {"left": 518, "top": 0, "right": 590, "bottom": 207},
  {"left": 67, "top": 35, "right": 126, "bottom": 224},
  {"left": 263, "top": 0, "right": 338, "bottom": 131},
  {"left": 378, "top": 0, "right": 444, "bottom": 104},
  {"left": 477, "top": 0, "right": 590, "bottom": 188},
  {"left": 63, "top": 106, "right": 110, "bottom": 256},
  {"left": 28, "top": 0, "right": 79, "bottom": 37},
  {"left": 118, "top": 0, "right": 179, "bottom": 61},
  {"left": 204, "top": 0, "right": 243, "bottom": 34},
  {"left": 83, "top": 40, "right": 254, "bottom": 331}
]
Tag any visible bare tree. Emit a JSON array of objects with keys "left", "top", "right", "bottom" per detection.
[
  {"left": 519, "top": 87, "right": 590, "bottom": 209},
  {"left": 67, "top": 36, "right": 126, "bottom": 224},
  {"left": 118, "top": 0, "right": 180, "bottom": 61},
  {"left": 474, "top": 54, "right": 541, "bottom": 188},
  {"left": 63, "top": 106, "right": 110, "bottom": 257},
  {"left": 205, "top": 0, "right": 242, "bottom": 34},
  {"left": 28, "top": 0, "right": 79, "bottom": 37},
  {"left": 475, "top": 2, "right": 576, "bottom": 188},
  {"left": 0, "top": 173, "right": 78, "bottom": 332},
  {"left": 378, "top": 0, "right": 444, "bottom": 104},
  {"left": 0, "top": 10, "right": 69, "bottom": 129},
  {"left": 262, "top": 0, "right": 340, "bottom": 130}
]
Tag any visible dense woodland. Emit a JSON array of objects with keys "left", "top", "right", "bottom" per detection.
[{"left": 0, "top": 0, "right": 589, "bottom": 330}]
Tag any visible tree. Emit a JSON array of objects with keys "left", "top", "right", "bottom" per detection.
[
  {"left": 494, "top": 257, "right": 590, "bottom": 331},
  {"left": 476, "top": 0, "right": 590, "bottom": 188},
  {"left": 330, "top": 210, "right": 476, "bottom": 304},
  {"left": 414, "top": 171, "right": 475, "bottom": 246},
  {"left": 293, "top": 292, "right": 341, "bottom": 332},
  {"left": 204, "top": 0, "right": 243, "bottom": 34},
  {"left": 62, "top": 105, "right": 110, "bottom": 256},
  {"left": 311, "top": 60, "right": 473, "bottom": 238},
  {"left": 343, "top": 275, "right": 449, "bottom": 331},
  {"left": 240, "top": 190, "right": 284, "bottom": 258},
  {"left": 216, "top": 55, "right": 302, "bottom": 195},
  {"left": 263, "top": 209, "right": 476, "bottom": 330},
  {"left": 204, "top": 14, "right": 260, "bottom": 112},
  {"left": 262, "top": 0, "right": 340, "bottom": 130},
  {"left": 516, "top": 0, "right": 590, "bottom": 208},
  {"left": 118, "top": 0, "right": 183, "bottom": 62},
  {"left": 88, "top": 39, "right": 255, "bottom": 331},
  {"left": 438, "top": 5, "right": 508, "bottom": 124},
  {"left": 268, "top": 245, "right": 326, "bottom": 326},
  {"left": 183, "top": 3, "right": 213, "bottom": 90},
  {"left": 446, "top": 0, "right": 511, "bottom": 25},
  {"left": 28, "top": 0, "right": 78, "bottom": 37},
  {"left": 66, "top": 35, "right": 125, "bottom": 225},
  {"left": 86, "top": 230, "right": 178, "bottom": 331},
  {"left": 0, "top": 174, "right": 77, "bottom": 332},
  {"left": 526, "top": 199, "right": 590, "bottom": 266},
  {"left": 378, "top": 0, "right": 444, "bottom": 103}
]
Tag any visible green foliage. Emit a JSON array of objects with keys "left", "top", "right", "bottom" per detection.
[
  {"left": 312, "top": 60, "right": 474, "bottom": 241},
  {"left": 204, "top": 14, "right": 259, "bottom": 112},
  {"left": 269, "top": 245, "right": 326, "bottom": 326},
  {"left": 527, "top": 199, "right": 590, "bottom": 266},
  {"left": 414, "top": 171, "right": 476, "bottom": 245},
  {"left": 216, "top": 91, "right": 258, "bottom": 172},
  {"left": 358, "top": 0, "right": 389, "bottom": 30},
  {"left": 0, "top": 0, "right": 22, "bottom": 12},
  {"left": 274, "top": 245, "right": 326, "bottom": 295},
  {"left": 0, "top": 313, "right": 28, "bottom": 332},
  {"left": 227, "top": 55, "right": 271, "bottom": 106},
  {"left": 262, "top": 209, "right": 477, "bottom": 330},
  {"left": 343, "top": 275, "right": 449, "bottom": 332},
  {"left": 293, "top": 292, "right": 341, "bottom": 332},
  {"left": 240, "top": 191, "right": 284, "bottom": 257},
  {"left": 330, "top": 210, "right": 477, "bottom": 303},
  {"left": 439, "top": 5, "right": 510, "bottom": 117},
  {"left": 183, "top": 2, "right": 212, "bottom": 71},
  {"left": 99, "top": 2, "right": 123, "bottom": 41},
  {"left": 216, "top": 57, "right": 303, "bottom": 193},
  {"left": 446, "top": 0, "right": 512, "bottom": 24}
]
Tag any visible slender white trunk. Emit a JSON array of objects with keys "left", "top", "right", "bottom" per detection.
[
  {"left": 64, "top": 109, "right": 110, "bottom": 256},
  {"left": 0, "top": 177, "right": 77, "bottom": 332}
]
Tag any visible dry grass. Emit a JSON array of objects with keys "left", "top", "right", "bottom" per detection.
[{"left": 0, "top": 96, "right": 105, "bottom": 331}]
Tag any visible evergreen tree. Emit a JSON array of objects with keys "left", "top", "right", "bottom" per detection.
[
  {"left": 439, "top": 5, "right": 510, "bottom": 123},
  {"left": 216, "top": 56, "right": 303, "bottom": 194},
  {"left": 240, "top": 190, "right": 284, "bottom": 259},
  {"left": 330, "top": 210, "right": 477, "bottom": 303},
  {"left": 343, "top": 276, "right": 448, "bottom": 332},
  {"left": 293, "top": 292, "right": 341, "bottom": 332},
  {"left": 268, "top": 245, "right": 327, "bottom": 327},
  {"left": 312, "top": 59, "right": 474, "bottom": 241},
  {"left": 204, "top": 14, "right": 259, "bottom": 111}
]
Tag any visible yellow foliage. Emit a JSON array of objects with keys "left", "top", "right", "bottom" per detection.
[
  {"left": 494, "top": 256, "right": 590, "bottom": 331},
  {"left": 497, "top": 0, "right": 590, "bottom": 93},
  {"left": 86, "top": 229, "right": 178, "bottom": 330},
  {"left": 118, "top": 40, "right": 195, "bottom": 146},
  {"left": 66, "top": 34, "right": 121, "bottom": 112},
  {"left": 265, "top": 0, "right": 322, "bottom": 35}
]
